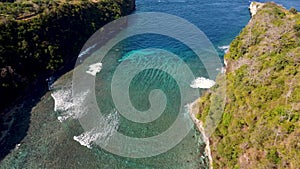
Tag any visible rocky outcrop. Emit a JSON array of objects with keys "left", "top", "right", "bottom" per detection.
[
  {"left": 189, "top": 100, "right": 213, "bottom": 169},
  {"left": 249, "top": 2, "right": 264, "bottom": 17}
]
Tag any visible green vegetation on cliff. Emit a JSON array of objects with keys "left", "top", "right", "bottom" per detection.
[
  {"left": 0, "top": 0, "right": 135, "bottom": 110},
  {"left": 196, "top": 2, "right": 300, "bottom": 169}
]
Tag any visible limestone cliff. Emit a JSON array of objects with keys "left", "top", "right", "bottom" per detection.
[{"left": 195, "top": 2, "right": 300, "bottom": 168}]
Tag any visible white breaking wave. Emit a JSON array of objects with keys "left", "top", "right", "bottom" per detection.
[
  {"left": 218, "top": 45, "right": 229, "bottom": 50},
  {"left": 78, "top": 44, "right": 97, "bottom": 58},
  {"left": 218, "top": 45, "right": 230, "bottom": 53},
  {"left": 51, "top": 88, "right": 72, "bottom": 112},
  {"left": 190, "top": 77, "right": 216, "bottom": 89},
  {"left": 51, "top": 79, "right": 120, "bottom": 149},
  {"left": 51, "top": 88, "right": 89, "bottom": 122},
  {"left": 86, "top": 62, "right": 102, "bottom": 76},
  {"left": 73, "top": 110, "right": 119, "bottom": 149}
]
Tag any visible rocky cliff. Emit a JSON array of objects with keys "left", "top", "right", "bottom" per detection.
[{"left": 195, "top": 2, "right": 300, "bottom": 168}]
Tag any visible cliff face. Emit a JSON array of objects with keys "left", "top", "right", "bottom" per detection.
[
  {"left": 196, "top": 2, "right": 300, "bottom": 169},
  {"left": 0, "top": 0, "right": 135, "bottom": 111}
]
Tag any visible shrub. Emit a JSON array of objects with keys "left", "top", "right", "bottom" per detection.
[
  {"left": 289, "top": 7, "right": 298, "bottom": 14},
  {"left": 267, "top": 148, "right": 281, "bottom": 164},
  {"left": 294, "top": 24, "right": 300, "bottom": 37},
  {"left": 273, "top": 7, "right": 286, "bottom": 18}
]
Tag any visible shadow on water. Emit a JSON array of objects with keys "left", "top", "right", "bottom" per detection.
[
  {"left": 0, "top": 16, "right": 127, "bottom": 161},
  {"left": 0, "top": 5, "right": 131, "bottom": 162},
  {"left": 0, "top": 59, "right": 78, "bottom": 161},
  {"left": 0, "top": 82, "right": 48, "bottom": 161}
]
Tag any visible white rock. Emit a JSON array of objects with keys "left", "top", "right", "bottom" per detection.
[{"left": 249, "top": 2, "right": 264, "bottom": 17}]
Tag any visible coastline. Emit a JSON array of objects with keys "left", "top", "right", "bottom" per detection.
[
  {"left": 188, "top": 99, "right": 213, "bottom": 169},
  {"left": 191, "top": 2, "right": 300, "bottom": 168},
  {"left": 188, "top": 3, "right": 260, "bottom": 168}
]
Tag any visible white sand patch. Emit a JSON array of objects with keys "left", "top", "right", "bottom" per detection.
[
  {"left": 190, "top": 77, "right": 216, "bottom": 89},
  {"left": 86, "top": 62, "right": 102, "bottom": 76}
]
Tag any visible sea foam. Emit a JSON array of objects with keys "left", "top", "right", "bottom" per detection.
[
  {"left": 73, "top": 110, "right": 119, "bottom": 149},
  {"left": 78, "top": 44, "right": 97, "bottom": 58},
  {"left": 86, "top": 62, "right": 102, "bottom": 76},
  {"left": 51, "top": 84, "right": 120, "bottom": 150},
  {"left": 190, "top": 77, "right": 216, "bottom": 89},
  {"left": 51, "top": 88, "right": 89, "bottom": 122},
  {"left": 218, "top": 45, "right": 230, "bottom": 53}
]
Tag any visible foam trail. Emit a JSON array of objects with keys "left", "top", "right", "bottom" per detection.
[
  {"left": 190, "top": 77, "right": 216, "bottom": 89},
  {"left": 218, "top": 45, "right": 230, "bottom": 53},
  {"left": 73, "top": 110, "right": 119, "bottom": 149},
  {"left": 86, "top": 62, "right": 102, "bottom": 76},
  {"left": 78, "top": 44, "right": 97, "bottom": 58}
]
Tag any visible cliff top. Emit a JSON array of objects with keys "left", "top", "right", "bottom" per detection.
[{"left": 0, "top": 0, "right": 127, "bottom": 22}]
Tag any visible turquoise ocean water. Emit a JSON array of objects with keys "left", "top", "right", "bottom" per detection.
[{"left": 66, "top": 0, "right": 300, "bottom": 168}]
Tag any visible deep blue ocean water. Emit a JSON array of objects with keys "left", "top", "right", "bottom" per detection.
[{"left": 135, "top": 0, "right": 300, "bottom": 54}]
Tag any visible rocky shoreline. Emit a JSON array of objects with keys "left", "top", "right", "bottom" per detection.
[
  {"left": 188, "top": 3, "right": 262, "bottom": 168},
  {"left": 188, "top": 99, "right": 213, "bottom": 169}
]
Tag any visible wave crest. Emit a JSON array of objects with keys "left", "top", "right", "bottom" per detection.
[
  {"left": 51, "top": 88, "right": 89, "bottom": 122},
  {"left": 218, "top": 45, "right": 229, "bottom": 53},
  {"left": 190, "top": 77, "right": 215, "bottom": 89},
  {"left": 73, "top": 110, "right": 120, "bottom": 149}
]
